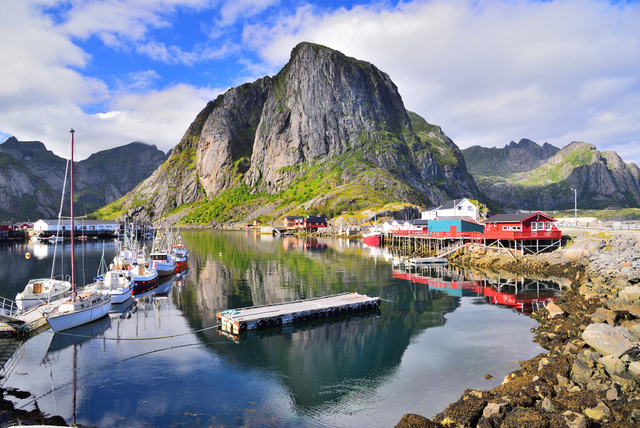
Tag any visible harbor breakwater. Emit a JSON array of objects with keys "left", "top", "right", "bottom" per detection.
[{"left": 396, "top": 230, "right": 640, "bottom": 427}]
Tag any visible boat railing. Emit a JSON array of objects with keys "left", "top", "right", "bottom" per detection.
[{"left": 0, "top": 296, "right": 21, "bottom": 317}]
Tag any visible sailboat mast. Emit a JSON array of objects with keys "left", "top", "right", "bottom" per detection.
[{"left": 70, "top": 128, "right": 76, "bottom": 297}]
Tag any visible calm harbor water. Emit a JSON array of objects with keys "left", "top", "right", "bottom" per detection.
[{"left": 0, "top": 231, "right": 560, "bottom": 427}]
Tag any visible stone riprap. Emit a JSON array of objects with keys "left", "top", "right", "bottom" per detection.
[{"left": 396, "top": 231, "right": 640, "bottom": 427}]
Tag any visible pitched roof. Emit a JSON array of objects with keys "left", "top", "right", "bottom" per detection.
[
  {"left": 407, "top": 219, "right": 430, "bottom": 225},
  {"left": 485, "top": 212, "right": 556, "bottom": 223},
  {"left": 439, "top": 198, "right": 469, "bottom": 210},
  {"left": 284, "top": 216, "right": 305, "bottom": 220},
  {"left": 305, "top": 216, "right": 327, "bottom": 222}
]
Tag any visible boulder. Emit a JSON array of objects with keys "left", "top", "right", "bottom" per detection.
[
  {"left": 582, "top": 323, "right": 635, "bottom": 357},
  {"left": 619, "top": 285, "right": 640, "bottom": 302},
  {"left": 545, "top": 301, "right": 564, "bottom": 318},
  {"left": 598, "top": 354, "right": 626, "bottom": 376}
]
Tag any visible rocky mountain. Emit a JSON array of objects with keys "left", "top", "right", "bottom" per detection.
[
  {"left": 100, "top": 42, "right": 483, "bottom": 224},
  {"left": 0, "top": 137, "right": 168, "bottom": 220},
  {"left": 462, "top": 140, "right": 640, "bottom": 210},
  {"left": 463, "top": 139, "right": 560, "bottom": 177}
]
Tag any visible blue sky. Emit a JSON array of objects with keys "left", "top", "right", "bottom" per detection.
[{"left": 0, "top": 0, "right": 639, "bottom": 166}]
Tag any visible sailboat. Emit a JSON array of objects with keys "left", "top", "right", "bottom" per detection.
[{"left": 46, "top": 129, "right": 111, "bottom": 332}]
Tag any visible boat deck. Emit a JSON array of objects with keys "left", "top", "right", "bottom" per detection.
[{"left": 217, "top": 292, "right": 380, "bottom": 336}]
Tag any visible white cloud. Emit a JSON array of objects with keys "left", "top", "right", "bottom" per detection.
[
  {"left": 244, "top": 0, "right": 640, "bottom": 165},
  {"left": 219, "top": 0, "right": 280, "bottom": 27},
  {"left": 0, "top": 0, "right": 220, "bottom": 160}
]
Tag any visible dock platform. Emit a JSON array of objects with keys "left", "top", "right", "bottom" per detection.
[
  {"left": 0, "top": 296, "right": 69, "bottom": 336},
  {"left": 217, "top": 292, "right": 380, "bottom": 336}
]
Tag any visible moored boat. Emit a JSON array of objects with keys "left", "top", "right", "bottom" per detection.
[
  {"left": 171, "top": 241, "right": 189, "bottom": 272},
  {"left": 363, "top": 227, "right": 382, "bottom": 246},
  {"left": 87, "top": 269, "right": 133, "bottom": 304},
  {"left": 47, "top": 290, "right": 112, "bottom": 332},
  {"left": 45, "top": 129, "right": 111, "bottom": 332},
  {"left": 15, "top": 278, "right": 72, "bottom": 311},
  {"left": 130, "top": 263, "right": 159, "bottom": 295}
]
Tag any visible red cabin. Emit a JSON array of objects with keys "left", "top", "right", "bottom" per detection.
[
  {"left": 483, "top": 212, "right": 562, "bottom": 255},
  {"left": 283, "top": 216, "right": 305, "bottom": 228},
  {"left": 484, "top": 212, "right": 561, "bottom": 240},
  {"left": 304, "top": 216, "right": 327, "bottom": 229}
]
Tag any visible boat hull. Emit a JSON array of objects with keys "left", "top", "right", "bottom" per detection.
[
  {"left": 47, "top": 294, "right": 112, "bottom": 332},
  {"left": 363, "top": 235, "right": 381, "bottom": 246}
]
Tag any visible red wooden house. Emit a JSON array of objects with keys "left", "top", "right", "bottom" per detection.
[
  {"left": 483, "top": 212, "right": 562, "bottom": 255},
  {"left": 283, "top": 216, "right": 305, "bottom": 228},
  {"left": 0, "top": 221, "right": 14, "bottom": 231},
  {"left": 304, "top": 216, "right": 327, "bottom": 230}
]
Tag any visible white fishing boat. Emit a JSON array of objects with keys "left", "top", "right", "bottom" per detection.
[
  {"left": 15, "top": 278, "right": 71, "bottom": 311},
  {"left": 149, "top": 251, "right": 176, "bottom": 277},
  {"left": 130, "top": 263, "right": 159, "bottom": 296},
  {"left": 46, "top": 129, "right": 111, "bottom": 332},
  {"left": 171, "top": 239, "right": 189, "bottom": 273}
]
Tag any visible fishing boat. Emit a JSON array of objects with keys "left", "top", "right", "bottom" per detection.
[
  {"left": 15, "top": 278, "right": 71, "bottom": 311},
  {"left": 171, "top": 239, "right": 189, "bottom": 273},
  {"left": 46, "top": 129, "right": 111, "bottom": 332},
  {"left": 363, "top": 227, "right": 382, "bottom": 246},
  {"left": 149, "top": 230, "right": 176, "bottom": 277},
  {"left": 150, "top": 250, "right": 176, "bottom": 277},
  {"left": 129, "top": 262, "right": 159, "bottom": 295}
]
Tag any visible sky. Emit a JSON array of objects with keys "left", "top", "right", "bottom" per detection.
[{"left": 0, "top": 0, "right": 639, "bottom": 166}]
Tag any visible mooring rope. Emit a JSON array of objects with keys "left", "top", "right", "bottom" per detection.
[{"left": 4, "top": 321, "right": 222, "bottom": 341}]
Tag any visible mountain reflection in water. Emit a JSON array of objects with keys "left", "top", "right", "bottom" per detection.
[{"left": 0, "top": 231, "right": 560, "bottom": 427}]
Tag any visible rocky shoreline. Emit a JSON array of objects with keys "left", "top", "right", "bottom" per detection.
[{"left": 396, "top": 230, "right": 640, "bottom": 427}]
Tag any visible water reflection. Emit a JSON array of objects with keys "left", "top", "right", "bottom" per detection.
[{"left": 0, "top": 231, "right": 558, "bottom": 427}]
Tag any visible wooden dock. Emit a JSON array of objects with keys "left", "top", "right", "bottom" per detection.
[
  {"left": 0, "top": 296, "right": 68, "bottom": 336},
  {"left": 217, "top": 292, "right": 380, "bottom": 336}
]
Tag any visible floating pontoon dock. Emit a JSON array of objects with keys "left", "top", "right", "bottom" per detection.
[
  {"left": 217, "top": 292, "right": 381, "bottom": 336},
  {"left": 0, "top": 295, "right": 69, "bottom": 336}
]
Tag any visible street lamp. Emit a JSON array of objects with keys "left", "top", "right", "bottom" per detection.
[{"left": 571, "top": 188, "right": 577, "bottom": 225}]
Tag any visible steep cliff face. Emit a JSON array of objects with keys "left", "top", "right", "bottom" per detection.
[
  {"left": 466, "top": 140, "right": 640, "bottom": 210},
  {"left": 245, "top": 43, "right": 412, "bottom": 193},
  {"left": 0, "top": 137, "right": 168, "bottom": 220},
  {"left": 107, "top": 42, "right": 483, "bottom": 224},
  {"left": 197, "top": 78, "right": 272, "bottom": 197},
  {"left": 0, "top": 152, "right": 59, "bottom": 220}
]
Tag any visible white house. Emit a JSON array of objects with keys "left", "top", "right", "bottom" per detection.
[
  {"left": 421, "top": 198, "right": 479, "bottom": 221},
  {"left": 33, "top": 219, "right": 120, "bottom": 234}
]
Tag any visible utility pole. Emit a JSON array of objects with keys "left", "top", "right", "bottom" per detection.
[{"left": 571, "top": 188, "right": 577, "bottom": 225}]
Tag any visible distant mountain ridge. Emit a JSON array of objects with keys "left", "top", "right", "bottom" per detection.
[
  {"left": 0, "top": 137, "right": 168, "bottom": 220},
  {"left": 98, "top": 42, "right": 483, "bottom": 224},
  {"left": 462, "top": 140, "right": 640, "bottom": 210}
]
